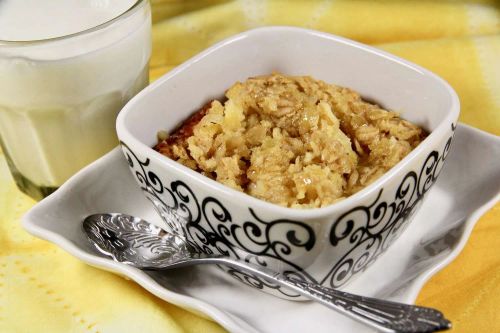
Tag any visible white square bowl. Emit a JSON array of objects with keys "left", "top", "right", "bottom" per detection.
[{"left": 116, "top": 27, "right": 459, "bottom": 299}]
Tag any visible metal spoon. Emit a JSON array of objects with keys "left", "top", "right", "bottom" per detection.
[{"left": 83, "top": 213, "right": 451, "bottom": 333}]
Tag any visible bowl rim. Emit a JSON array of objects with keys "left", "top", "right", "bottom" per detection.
[{"left": 117, "top": 26, "right": 460, "bottom": 219}]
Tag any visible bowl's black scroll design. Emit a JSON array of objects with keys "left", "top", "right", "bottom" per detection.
[
  {"left": 119, "top": 123, "right": 455, "bottom": 295},
  {"left": 325, "top": 124, "right": 456, "bottom": 288},
  {"left": 120, "top": 142, "right": 317, "bottom": 297}
]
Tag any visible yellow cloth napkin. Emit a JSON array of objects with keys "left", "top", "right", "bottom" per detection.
[{"left": 1, "top": 1, "right": 499, "bottom": 332}]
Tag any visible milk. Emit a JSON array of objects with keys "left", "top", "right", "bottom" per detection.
[
  {"left": 0, "top": 0, "right": 151, "bottom": 196},
  {"left": 0, "top": 0, "right": 137, "bottom": 41}
]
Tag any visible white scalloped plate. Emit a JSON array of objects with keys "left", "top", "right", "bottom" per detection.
[{"left": 23, "top": 124, "right": 500, "bottom": 333}]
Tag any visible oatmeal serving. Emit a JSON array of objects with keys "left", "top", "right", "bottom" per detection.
[{"left": 154, "top": 73, "right": 426, "bottom": 208}]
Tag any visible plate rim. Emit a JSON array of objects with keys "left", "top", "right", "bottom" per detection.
[{"left": 398, "top": 124, "right": 500, "bottom": 303}]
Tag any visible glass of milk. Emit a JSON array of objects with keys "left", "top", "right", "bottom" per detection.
[{"left": 0, "top": 0, "right": 151, "bottom": 200}]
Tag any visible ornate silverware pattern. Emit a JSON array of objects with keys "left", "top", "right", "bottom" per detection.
[{"left": 84, "top": 213, "right": 452, "bottom": 333}]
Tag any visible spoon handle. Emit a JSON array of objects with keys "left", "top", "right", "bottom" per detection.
[{"left": 212, "top": 257, "right": 451, "bottom": 333}]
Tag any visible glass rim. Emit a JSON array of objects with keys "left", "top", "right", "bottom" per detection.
[{"left": 0, "top": 0, "right": 147, "bottom": 45}]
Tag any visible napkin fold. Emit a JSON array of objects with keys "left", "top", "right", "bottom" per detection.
[{"left": 1, "top": 1, "right": 499, "bottom": 332}]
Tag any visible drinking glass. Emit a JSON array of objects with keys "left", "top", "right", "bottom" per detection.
[{"left": 0, "top": 0, "right": 151, "bottom": 200}]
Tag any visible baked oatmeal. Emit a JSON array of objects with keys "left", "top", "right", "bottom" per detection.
[{"left": 155, "top": 73, "right": 426, "bottom": 208}]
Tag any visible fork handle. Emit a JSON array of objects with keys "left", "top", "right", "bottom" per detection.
[{"left": 210, "top": 256, "right": 451, "bottom": 333}]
